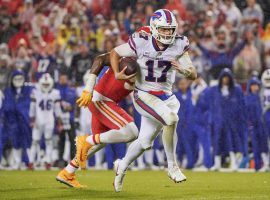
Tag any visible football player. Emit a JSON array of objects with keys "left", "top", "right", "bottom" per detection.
[
  {"left": 110, "top": 9, "right": 197, "bottom": 192},
  {"left": 28, "top": 73, "right": 62, "bottom": 170},
  {"left": 261, "top": 69, "right": 270, "bottom": 171},
  {"left": 56, "top": 52, "right": 138, "bottom": 188}
]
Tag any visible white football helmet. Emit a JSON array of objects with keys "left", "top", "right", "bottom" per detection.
[
  {"left": 261, "top": 69, "right": 270, "bottom": 88},
  {"left": 150, "top": 9, "right": 178, "bottom": 45},
  {"left": 39, "top": 73, "right": 54, "bottom": 93}
]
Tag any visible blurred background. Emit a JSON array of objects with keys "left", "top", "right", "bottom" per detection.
[{"left": 0, "top": 0, "right": 270, "bottom": 172}]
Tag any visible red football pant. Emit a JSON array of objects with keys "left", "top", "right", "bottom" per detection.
[{"left": 88, "top": 101, "right": 133, "bottom": 135}]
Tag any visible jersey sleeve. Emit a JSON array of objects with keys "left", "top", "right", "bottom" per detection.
[
  {"left": 115, "top": 32, "right": 149, "bottom": 57},
  {"left": 114, "top": 43, "right": 137, "bottom": 57},
  {"left": 175, "top": 35, "right": 190, "bottom": 58}
]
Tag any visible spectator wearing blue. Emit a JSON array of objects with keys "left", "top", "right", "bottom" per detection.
[
  {"left": 196, "top": 29, "right": 246, "bottom": 80},
  {"left": 2, "top": 70, "right": 33, "bottom": 169},
  {"left": 175, "top": 78, "right": 196, "bottom": 169},
  {"left": 208, "top": 68, "right": 246, "bottom": 171},
  {"left": 56, "top": 72, "right": 77, "bottom": 167},
  {"left": 190, "top": 76, "right": 212, "bottom": 169},
  {"left": 245, "top": 77, "right": 269, "bottom": 171}
]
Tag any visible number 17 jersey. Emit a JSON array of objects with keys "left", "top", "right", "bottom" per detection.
[{"left": 128, "top": 33, "right": 189, "bottom": 94}]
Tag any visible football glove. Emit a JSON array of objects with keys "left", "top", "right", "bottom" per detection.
[{"left": 76, "top": 90, "right": 92, "bottom": 107}]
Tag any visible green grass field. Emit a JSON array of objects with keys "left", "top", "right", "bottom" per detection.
[{"left": 0, "top": 170, "right": 269, "bottom": 200}]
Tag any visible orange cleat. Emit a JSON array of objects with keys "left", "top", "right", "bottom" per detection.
[
  {"left": 56, "top": 169, "right": 86, "bottom": 188},
  {"left": 75, "top": 135, "right": 92, "bottom": 169}
]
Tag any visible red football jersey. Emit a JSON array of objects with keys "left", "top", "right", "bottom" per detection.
[{"left": 94, "top": 67, "right": 134, "bottom": 103}]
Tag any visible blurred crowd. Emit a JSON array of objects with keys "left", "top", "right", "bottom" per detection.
[{"left": 0, "top": 0, "right": 270, "bottom": 171}]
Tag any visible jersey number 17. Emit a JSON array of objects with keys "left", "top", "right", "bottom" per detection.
[{"left": 145, "top": 60, "right": 171, "bottom": 83}]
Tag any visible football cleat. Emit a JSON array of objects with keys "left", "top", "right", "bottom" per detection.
[
  {"left": 168, "top": 165, "right": 187, "bottom": 183},
  {"left": 113, "top": 159, "right": 126, "bottom": 192},
  {"left": 56, "top": 169, "right": 86, "bottom": 188},
  {"left": 75, "top": 135, "right": 92, "bottom": 169}
]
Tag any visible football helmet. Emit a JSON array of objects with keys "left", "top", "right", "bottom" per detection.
[
  {"left": 261, "top": 69, "right": 270, "bottom": 88},
  {"left": 150, "top": 9, "right": 178, "bottom": 45},
  {"left": 39, "top": 73, "right": 54, "bottom": 93}
]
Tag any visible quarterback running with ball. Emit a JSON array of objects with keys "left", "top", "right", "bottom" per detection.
[{"left": 110, "top": 9, "right": 197, "bottom": 192}]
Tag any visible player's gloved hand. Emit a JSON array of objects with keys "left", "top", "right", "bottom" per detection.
[
  {"left": 115, "top": 66, "right": 136, "bottom": 80},
  {"left": 76, "top": 91, "right": 92, "bottom": 107}
]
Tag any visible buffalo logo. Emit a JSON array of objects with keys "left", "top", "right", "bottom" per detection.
[{"left": 151, "top": 12, "right": 162, "bottom": 20}]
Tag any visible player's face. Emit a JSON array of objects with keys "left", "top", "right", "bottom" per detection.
[
  {"left": 250, "top": 84, "right": 259, "bottom": 93},
  {"left": 158, "top": 27, "right": 174, "bottom": 36}
]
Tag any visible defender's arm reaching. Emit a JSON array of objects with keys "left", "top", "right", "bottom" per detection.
[{"left": 76, "top": 53, "right": 110, "bottom": 107}]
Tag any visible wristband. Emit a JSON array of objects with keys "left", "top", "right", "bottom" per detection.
[{"left": 84, "top": 74, "right": 97, "bottom": 92}]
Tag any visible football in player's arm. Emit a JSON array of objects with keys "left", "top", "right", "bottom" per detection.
[{"left": 110, "top": 43, "right": 197, "bottom": 81}]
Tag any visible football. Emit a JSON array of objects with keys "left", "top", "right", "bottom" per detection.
[{"left": 119, "top": 57, "right": 138, "bottom": 76}]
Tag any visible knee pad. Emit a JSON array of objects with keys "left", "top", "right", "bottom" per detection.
[{"left": 164, "top": 112, "right": 179, "bottom": 126}]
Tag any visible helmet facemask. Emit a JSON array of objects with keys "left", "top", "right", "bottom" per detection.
[
  {"left": 154, "top": 26, "right": 177, "bottom": 45},
  {"left": 39, "top": 73, "right": 54, "bottom": 93}
]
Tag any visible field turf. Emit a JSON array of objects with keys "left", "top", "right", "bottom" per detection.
[{"left": 0, "top": 170, "right": 269, "bottom": 200}]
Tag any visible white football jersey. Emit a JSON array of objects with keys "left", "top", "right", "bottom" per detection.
[
  {"left": 128, "top": 33, "right": 189, "bottom": 94},
  {"left": 30, "top": 87, "right": 61, "bottom": 125},
  {"left": 262, "top": 88, "right": 270, "bottom": 112}
]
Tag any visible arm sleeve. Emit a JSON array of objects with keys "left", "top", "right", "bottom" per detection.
[
  {"left": 178, "top": 52, "right": 193, "bottom": 68},
  {"left": 114, "top": 43, "right": 137, "bottom": 57},
  {"left": 230, "top": 41, "right": 246, "bottom": 58}
]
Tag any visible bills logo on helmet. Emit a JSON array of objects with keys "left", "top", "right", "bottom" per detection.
[{"left": 151, "top": 12, "right": 162, "bottom": 20}]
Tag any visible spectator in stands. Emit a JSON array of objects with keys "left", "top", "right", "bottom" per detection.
[
  {"left": 242, "top": 0, "right": 264, "bottom": 28},
  {"left": 222, "top": 0, "right": 242, "bottom": 27},
  {"left": 0, "top": 55, "right": 11, "bottom": 91},
  {"left": 233, "top": 30, "right": 261, "bottom": 87},
  {"left": 70, "top": 42, "right": 95, "bottom": 86},
  {"left": 196, "top": 29, "right": 246, "bottom": 80},
  {"left": 0, "top": 17, "right": 17, "bottom": 44}
]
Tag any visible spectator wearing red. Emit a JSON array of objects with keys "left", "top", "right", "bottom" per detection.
[
  {"left": 164, "top": 0, "right": 186, "bottom": 20},
  {"left": 8, "top": 22, "right": 31, "bottom": 54}
]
